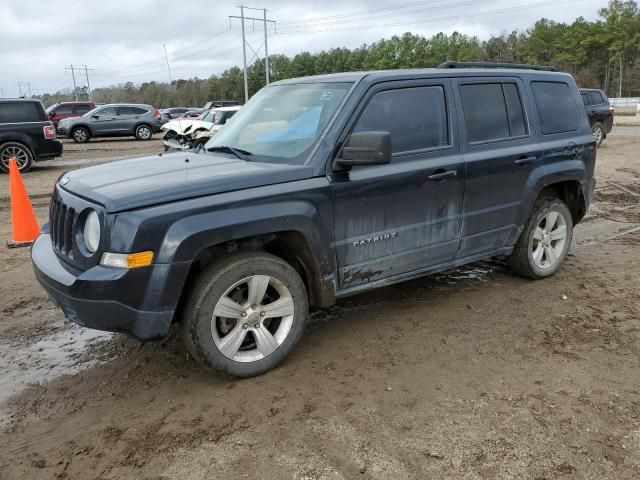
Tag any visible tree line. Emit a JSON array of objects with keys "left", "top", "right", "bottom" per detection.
[{"left": 37, "top": 0, "right": 640, "bottom": 108}]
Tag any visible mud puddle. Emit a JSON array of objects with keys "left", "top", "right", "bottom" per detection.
[{"left": 0, "top": 325, "right": 113, "bottom": 425}]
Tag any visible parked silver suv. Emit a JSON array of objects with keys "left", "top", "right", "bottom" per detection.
[{"left": 57, "top": 104, "right": 163, "bottom": 143}]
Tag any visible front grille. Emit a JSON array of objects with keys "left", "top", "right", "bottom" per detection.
[{"left": 50, "top": 197, "right": 77, "bottom": 257}]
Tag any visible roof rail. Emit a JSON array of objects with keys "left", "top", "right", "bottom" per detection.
[{"left": 437, "top": 61, "right": 557, "bottom": 72}]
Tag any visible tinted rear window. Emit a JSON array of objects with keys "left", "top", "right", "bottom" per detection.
[
  {"left": 354, "top": 86, "right": 449, "bottom": 154},
  {"left": 76, "top": 104, "right": 93, "bottom": 113},
  {"left": 118, "top": 106, "right": 148, "bottom": 115},
  {"left": 531, "top": 82, "right": 580, "bottom": 135},
  {"left": 0, "top": 101, "right": 46, "bottom": 123},
  {"left": 55, "top": 105, "right": 74, "bottom": 114}
]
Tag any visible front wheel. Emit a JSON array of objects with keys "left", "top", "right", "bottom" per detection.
[
  {"left": 182, "top": 252, "right": 308, "bottom": 377},
  {"left": 71, "top": 126, "right": 90, "bottom": 143},
  {"left": 509, "top": 198, "right": 573, "bottom": 279}
]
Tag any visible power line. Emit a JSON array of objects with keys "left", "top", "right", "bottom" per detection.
[{"left": 276, "top": 0, "right": 585, "bottom": 34}]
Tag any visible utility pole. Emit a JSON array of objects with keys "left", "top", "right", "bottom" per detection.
[
  {"left": 83, "top": 65, "right": 93, "bottom": 102},
  {"left": 66, "top": 65, "right": 78, "bottom": 101},
  {"left": 263, "top": 8, "right": 269, "bottom": 85},
  {"left": 229, "top": 6, "right": 275, "bottom": 102},
  {"left": 17, "top": 81, "right": 31, "bottom": 98},
  {"left": 163, "top": 44, "right": 173, "bottom": 84},
  {"left": 66, "top": 65, "right": 94, "bottom": 101}
]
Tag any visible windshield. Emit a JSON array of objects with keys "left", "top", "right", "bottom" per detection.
[
  {"left": 45, "top": 104, "right": 57, "bottom": 114},
  {"left": 82, "top": 106, "right": 102, "bottom": 117},
  {"left": 205, "top": 82, "right": 352, "bottom": 164}
]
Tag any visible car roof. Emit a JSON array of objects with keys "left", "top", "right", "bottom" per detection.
[
  {"left": 271, "top": 67, "right": 571, "bottom": 85},
  {"left": 98, "top": 103, "right": 153, "bottom": 108},
  {"left": 579, "top": 88, "right": 606, "bottom": 93},
  {"left": 0, "top": 98, "right": 42, "bottom": 104}
]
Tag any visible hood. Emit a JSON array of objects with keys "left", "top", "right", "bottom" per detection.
[
  {"left": 161, "top": 119, "right": 213, "bottom": 135},
  {"left": 60, "top": 151, "right": 314, "bottom": 212}
]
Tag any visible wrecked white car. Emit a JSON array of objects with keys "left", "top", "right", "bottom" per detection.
[{"left": 162, "top": 105, "right": 241, "bottom": 150}]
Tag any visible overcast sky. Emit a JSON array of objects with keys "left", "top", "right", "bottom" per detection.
[{"left": 0, "top": 0, "right": 607, "bottom": 97}]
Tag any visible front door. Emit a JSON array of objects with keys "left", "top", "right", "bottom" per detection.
[
  {"left": 330, "top": 79, "right": 465, "bottom": 292},
  {"left": 90, "top": 106, "right": 118, "bottom": 134}
]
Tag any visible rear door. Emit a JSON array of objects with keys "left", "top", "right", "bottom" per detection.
[
  {"left": 453, "top": 77, "right": 542, "bottom": 258},
  {"left": 115, "top": 106, "right": 148, "bottom": 133},
  {"left": 330, "top": 79, "right": 465, "bottom": 290}
]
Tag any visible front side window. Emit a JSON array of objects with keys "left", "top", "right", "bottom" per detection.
[
  {"left": 531, "top": 81, "right": 580, "bottom": 135},
  {"left": 206, "top": 82, "right": 352, "bottom": 164},
  {"left": 354, "top": 86, "right": 449, "bottom": 154},
  {"left": 460, "top": 83, "right": 528, "bottom": 143},
  {"left": 581, "top": 93, "right": 590, "bottom": 106}
]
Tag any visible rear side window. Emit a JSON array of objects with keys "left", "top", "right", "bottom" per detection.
[
  {"left": 354, "top": 86, "right": 449, "bottom": 154},
  {"left": 0, "top": 101, "right": 46, "bottom": 123},
  {"left": 589, "top": 91, "right": 604, "bottom": 105},
  {"left": 76, "top": 104, "right": 93, "bottom": 114},
  {"left": 55, "top": 104, "right": 74, "bottom": 114},
  {"left": 118, "top": 106, "right": 148, "bottom": 115},
  {"left": 531, "top": 82, "right": 580, "bottom": 135},
  {"left": 460, "top": 83, "right": 527, "bottom": 143}
]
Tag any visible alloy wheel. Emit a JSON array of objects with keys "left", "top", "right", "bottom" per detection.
[
  {"left": 592, "top": 125, "right": 603, "bottom": 145},
  {"left": 531, "top": 211, "right": 568, "bottom": 270},
  {"left": 0, "top": 145, "right": 29, "bottom": 170},
  {"left": 211, "top": 275, "right": 295, "bottom": 362},
  {"left": 137, "top": 126, "right": 152, "bottom": 139},
  {"left": 73, "top": 128, "right": 88, "bottom": 142}
]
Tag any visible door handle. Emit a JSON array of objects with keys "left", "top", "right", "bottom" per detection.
[
  {"left": 428, "top": 169, "right": 457, "bottom": 181},
  {"left": 514, "top": 156, "right": 536, "bottom": 167}
]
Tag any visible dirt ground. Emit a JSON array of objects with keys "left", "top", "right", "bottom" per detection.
[{"left": 0, "top": 133, "right": 639, "bottom": 480}]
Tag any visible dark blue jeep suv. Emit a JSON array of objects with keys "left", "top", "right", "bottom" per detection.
[{"left": 32, "top": 62, "right": 596, "bottom": 377}]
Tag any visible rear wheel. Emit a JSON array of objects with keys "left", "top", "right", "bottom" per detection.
[
  {"left": 509, "top": 198, "right": 573, "bottom": 279},
  {"left": 591, "top": 122, "right": 605, "bottom": 147},
  {"left": 71, "top": 126, "right": 90, "bottom": 143},
  {"left": 135, "top": 124, "right": 153, "bottom": 141},
  {"left": 0, "top": 142, "right": 33, "bottom": 173},
  {"left": 182, "top": 252, "right": 308, "bottom": 377}
]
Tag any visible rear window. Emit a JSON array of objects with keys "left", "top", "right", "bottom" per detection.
[
  {"left": 531, "top": 82, "right": 580, "bottom": 135},
  {"left": 354, "top": 86, "right": 449, "bottom": 154},
  {"left": 76, "top": 104, "right": 93, "bottom": 114},
  {"left": 460, "top": 83, "right": 527, "bottom": 143},
  {"left": 0, "top": 101, "right": 46, "bottom": 123}
]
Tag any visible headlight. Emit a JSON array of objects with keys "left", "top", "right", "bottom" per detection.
[{"left": 83, "top": 210, "right": 101, "bottom": 253}]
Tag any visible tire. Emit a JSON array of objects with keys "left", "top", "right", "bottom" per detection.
[
  {"left": 135, "top": 124, "right": 153, "bottom": 141},
  {"left": 182, "top": 251, "right": 308, "bottom": 378},
  {"left": 509, "top": 197, "right": 573, "bottom": 279},
  {"left": 591, "top": 122, "right": 605, "bottom": 147},
  {"left": 71, "top": 126, "right": 90, "bottom": 143},
  {"left": 0, "top": 142, "right": 33, "bottom": 173}
]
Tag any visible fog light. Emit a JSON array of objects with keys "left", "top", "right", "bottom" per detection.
[{"left": 100, "top": 251, "right": 154, "bottom": 269}]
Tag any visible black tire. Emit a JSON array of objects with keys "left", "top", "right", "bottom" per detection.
[
  {"left": 182, "top": 251, "right": 308, "bottom": 378},
  {"left": 135, "top": 124, "right": 153, "bottom": 141},
  {"left": 0, "top": 142, "right": 33, "bottom": 173},
  {"left": 71, "top": 126, "right": 91, "bottom": 143},
  {"left": 591, "top": 122, "right": 605, "bottom": 147},
  {"left": 509, "top": 197, "right": 573, "bottom": 279}
]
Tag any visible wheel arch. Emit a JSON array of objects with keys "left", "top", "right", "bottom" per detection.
[
  {"left": 537, "top": 180, "right": 587, "bottom": 224},
  {"left": 0, "top": 136, "right": 37, "bottom": 158}
]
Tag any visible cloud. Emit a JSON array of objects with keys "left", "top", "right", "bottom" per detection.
[{"left": 0, "top": 0, "right": 605, "bottom": 96}]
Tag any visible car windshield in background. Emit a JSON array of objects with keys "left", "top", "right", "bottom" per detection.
[
  {"left": 206, "top": 82, "right": 352, "bottom": 164},
  {"left": 82, "top": 106, "right": 101, "bottom": 117}
]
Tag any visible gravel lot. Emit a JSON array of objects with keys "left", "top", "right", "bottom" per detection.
[{"left": 0, "top": 133, "right": 639, "bottom": 479}]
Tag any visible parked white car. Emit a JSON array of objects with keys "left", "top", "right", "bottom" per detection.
[{"left": 162, "top": 105, "right": 241, "bottom": 150}]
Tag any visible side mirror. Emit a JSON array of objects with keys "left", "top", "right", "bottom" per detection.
[
  {"left": 335, "top": 131, "right": 391, "bottom": 170},
  {"left": 48, "top": 111, "right": 55, "bottom": 118},
  {"left": 92, "top": 114, "right": 99, "bottom": 119}
]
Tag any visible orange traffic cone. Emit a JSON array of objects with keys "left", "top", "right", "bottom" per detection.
[{"left": 7, "top": 158, "right": 40, "bottom": 248}]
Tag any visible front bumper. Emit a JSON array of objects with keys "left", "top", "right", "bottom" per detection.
[{"left": 31, "top": 233, "right": 184, "bottom": 340}]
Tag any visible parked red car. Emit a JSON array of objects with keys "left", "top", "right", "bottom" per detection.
[{"left": 46, "top": 101, "right": 96, "bottom": 127}]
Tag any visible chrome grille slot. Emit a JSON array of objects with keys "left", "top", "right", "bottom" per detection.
[
  {"left": 50, "top": 199, "right": 60, "bottom": 247},
  {"left": 56, "top": 204, "right": 66, "bottom": 250}
]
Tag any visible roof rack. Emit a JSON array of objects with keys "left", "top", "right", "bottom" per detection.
[{"left": 437, "top": 61, "right": 557, "bottom": 72}]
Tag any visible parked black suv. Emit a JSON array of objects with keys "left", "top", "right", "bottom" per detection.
[
  {"left": 580, "top": 88, "right": 614, "bottom": 147},
  {"left": 32, "top": 63, "right": 596, "bottom": 377},
  {"left": 0, "top": 99, "right": 63, "bottom": 173}
]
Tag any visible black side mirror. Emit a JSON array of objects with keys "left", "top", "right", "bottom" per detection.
[
  {"left": 335, "top": 131, "right": 391, "bottom": 170},
  {"left": 92, "top": 114, "right": 99, "bottom": 119},
  {"left": 48, "top": 111, "right": 55, "bottom": 117}
]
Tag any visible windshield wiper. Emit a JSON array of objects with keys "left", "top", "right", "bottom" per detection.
[{"left": 207, "top": 145, "right": 252, "bottom": 161}]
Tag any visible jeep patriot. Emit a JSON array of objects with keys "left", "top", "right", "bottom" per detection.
[{"left": 32, "top": 62, "right": 596, "bottom": 377}]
